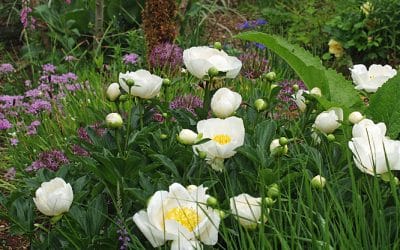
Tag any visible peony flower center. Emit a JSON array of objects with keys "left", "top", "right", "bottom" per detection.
[
  {"left": 165, "top": 207, "right": 199, "bottom": 232},
  {"left": 212, "top": 134, "right": 231, "bottom": 145}
]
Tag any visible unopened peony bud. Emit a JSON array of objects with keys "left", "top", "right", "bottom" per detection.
[
  {"left": 106, "top": 83, "right": 121, "bottom": 101},
  {"left": 327, "top": 134, "right": 335, "bottom": 142},
  {"left": 178, "top": 129, "right": 198, "bottom": 145},
  {"left": 162, "top": 78, "right": 171, "bottom": 86},
  {"left": 160, "top": 134, "right": 168, "bottom": 140},
  {"left": 265, "top": 71, "right": 276, "bottom": 81},
  {"left": 292, "top": 84, "right": 299, "bottom": 91},
  {"left": 348, "top": 111, "right": 364, "bottom": 124},
  {"left": 267, "top": 184, "right": 280, "bottom": 198},
  {"left": 119, "top": 94, "right": 129, "bottom": 102},
  {"left": 217, "top": 209, "right": 226, "bottom": 219},
  {"left": 105, "top": 113, "right": 123, "bottom": 129},
  {"left": 214, "top": 42, "right": 222, "bottom": 50},
  {"left": 264, "top": 197, "right": 275, "bottom": 207},
  {"left": 207, "top": 196, "right": 219, "bottom": 207},
  {"left": 125, "top": 78, "right": 135, "bottom": 86},
  {"left": 310, "top": 87, "right": 322, "bottom": 97},
  {"left": 270, "top": 139, "right": 288, "bottom": 156},
  {"left": 208, "top": 67, "right": 219, "bottom": 77},
  {"left": 254, "top": 99, "right": 267, "bottom": 111},
  {"left": 311, "top": 175, "right": 326, "bottom": 189},
  {"left": 198, "top": 151, "right": 207, "bottom": 159},
  {"left": 279, "top": 137, "right": 288, "bottom": 146}
]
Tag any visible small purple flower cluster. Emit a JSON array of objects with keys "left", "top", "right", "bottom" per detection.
[
  {"left": 117, "top": 220, "right": 131, "bottom": 250},
  {"left": 0, "top": 64, "right": 15, "bottom": 74},
  {"left": 122, "top": 53, "right": 139, "bottom": 65},
  {"left": 149, "top": 43, "right": 183, "bottom": 72},
  {"left": 71, "top": 144, "right": 90, "bottom": 157},
  {"left": 0, "top": 118, "right": 12, "bottom": 130},
  {"left": 274, "top": 80, "right": 308, "bottom": 120},
  {"left": 20, "top": 0, "right": 36, "bottom": 30},
  {"left": 3, "top": 167, "right": 16, "bottom": 181},
  {"left": 26, "top": 150, "right": 69, "bottom": 172},
  {"left": 239, "top": 52, "right": 269, "bottom": 79},
  {"left": 237, "top": 19, "right": 267, "bottom": 30}
]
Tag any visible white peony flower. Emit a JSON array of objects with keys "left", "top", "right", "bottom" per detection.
[
  {"left": 350, "top": 64, "right": 397, "bottom": 93},
  {"left": 119, "top": 69, "right": 163, "bottom": 99},
  {"left": 230, "top": 193, "right": 266, "bottom": 229},
  {"left": 211, "top": 88, "right": 242, "bottom": 118},
  {"left": 106, "top": 82, "right": 121, "bottom": 101},
  {"left": 193, "top": 117, "right": 245, "bottom": 171},
  {"left": 313, "top": 108, "right": 343, "bottom": 134},
  {"left": 132, "top": 183, "right": 220, "bottom": 249},
  {"left": 183, "top": 46, "right": 242, "bottom": 79},
  {"left": 348, "top": 118, "right": 400, "bottom": 175},
  {"left": 33, "top": 177, "right": 73, "bottom": 216},
  {"left": 178, "top": 129, "right": 199, "bottom": 145}
]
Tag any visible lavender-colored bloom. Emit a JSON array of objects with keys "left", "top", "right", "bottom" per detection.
[
  {"left": 0, "top": 119, "right": 12, "bottom": 130},
  {"left": 26, "top": 150, "right": 69, "bottom": 172},
  {"left": 237, "top": 19, "right": 268, "bottom": 30},
  {"left": 169, "top": 94, "right": 203, "bottom": 116},
  {"left": 20, "top": 7, "right": 32, "bottom": 29},
  {"left": 239, "top": 52, "right": 269, "bottom": 79},
  {"left": 42, "top": 64, "right": 57, "bottom": 74},
  {"left": 65, "top": 83, "right": 81, "bottom": 91},
  {"left": 3, "top": 167, "right": 16, "bottom": 181},
  {"left": 77, "top": 127, "right": 91, "bottom": 143},
  {"left": 253, "top": 42, "right": 266, "bottom": 50},
  {"left": 26, "top": 120, "right": 41, "bottom": 135},
  {"left": 71, "top": 144, "right": 90, "bottom": 157},
  {"left": 50, "top": 72, "right": 78, "bottom": 84},
  {"left": 149, "top": 43, "right": 183, "bottom": 71},
  {"left": 10, "top": 138, "right": 19, "bottom": 146},
  {"left": 122, "top": 53, "right": 139, "bottom": 65},
  {"left": 25, "top": 89, "right": 43, "bottom": 98},
  {"left": 25, "top": 80, "right": 32, "bottom": 87},
  {"left": 0, "top": 95, "right": 24, "bottom": 109},
  {"left": 117, "top": 220, "right": 131, "bottom": 250},
  {"left": 0, "top": 63, "right": 15, "bottom": 74},
  {"left": 276, "top": 79, "right": 308, "bottom": 113},
  {"left": 25, "top": 100, "right": 51, "bottom": 114}
]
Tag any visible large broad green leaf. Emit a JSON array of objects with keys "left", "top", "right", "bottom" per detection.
[
  {"left": 367, "top": 74, "right": 400, "bottom": 139},
  {"left": 236, "top": 32, "right": 362, "bottom": 111}
]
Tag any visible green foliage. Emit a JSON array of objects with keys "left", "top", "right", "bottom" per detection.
[
  {"left": 236, "top": 31, "right": 362, "bottom": 112},
  {"left": 367, "top": 74, "right": 400, "bottom": 139}
]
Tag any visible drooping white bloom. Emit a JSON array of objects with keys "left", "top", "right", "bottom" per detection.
[
  {"left": 230, "top": 193, "right": 266, "bottom": 229},
  {"left": 183, "top": 46, "right": 242, "bottom": 79},
  {"left": 348, "top": 119, "right": 400, "bottom": 175},
  {"left": 211, "top": 88, "right": 242, "bottom": 118},
  {"left": 106, "top": 82, "right": 121, "bottom": 101},
  {"left": 313, "top": 108, "right": 343, "bottom": 134},
  {"left": 119, "top": 69, "right": 163, "bottom": 99},
  {"left": 350, "top": 64, "right": 397, "bottom": 93},
  {"left": 132, "top": 183, "right": 220, "bottom": 249},
  {"left": 178, "top": 129, "right": 198, "bottom": 145},
  {"left": 33, "top": 177, "right": 73, "bottom": 216},
  {"left": 293, "top": 90, "right": 307, "bottom": 112},
  {"left": 348, "top": 111, "right": 364, "bottom": 124},
  {"left": 193, "top": 116, "right": 245, "bottom": 171}
]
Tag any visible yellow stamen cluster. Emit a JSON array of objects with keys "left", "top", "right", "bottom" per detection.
[
  {"left": 165, "top": 207, "right": 199, "bottom": 232},
  {"left": 212, "top": 134, "right": 231, "bottom": 145}
]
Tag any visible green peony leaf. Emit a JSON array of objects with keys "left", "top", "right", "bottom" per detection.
[
  {"left": 235, "top": 32, "right": 362, "bottom": 112},
  {"left": 367, "top": 73, "right": 400, "bottom": 139}
]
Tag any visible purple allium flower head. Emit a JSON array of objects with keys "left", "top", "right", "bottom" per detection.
[
  {"left": 149, "top": 43, "right": 183, "bottom": 71},
  {"left": 122, "top": 53, "right": 139, "bottom": 65},
  {"left": 71, "top": 144, "right": 90, "bottom": 157},
  {"left": 25, "top": 88, "right": 43, "bottom": 98},
  {"left": 26, "top": 120, "right": 41, "bottom": 135},
  {"left": 4, "top": 167, "right": 16, "bottom": 181},
  {"left": 42, "top": 64, "right": 57, "bottom": 74},
  {"left": 65, "top": 83, "right": 81, "bottom": 91},
  {"left": 26, "top": 100, "right": 51, "bottom": 114},
  {"left": 26, "top": 150, "right": 69, "bottom": 172},
  {"left": 0, "top": 119, "right": 12, "bottom": 130},
  {"left": 239, "top": 52, "right": 269, "bottom": 79},
  {"left": 77, "top": 127, "right": 91, "bottom": 143},
  {"left": 169, "top": 94, "right": 203, "bottom": 116},
  {"left": 20, "top": 6, "right": 35, "bottom": 29},
  {"left": 0, "top": 63, "right": 15, "bottom": 74}
]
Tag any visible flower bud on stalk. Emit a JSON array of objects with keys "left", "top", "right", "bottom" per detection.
[
  {"left": 265, "top": 71, "right": 276, "bottom": 81},
  {"left": 348, "top": 111, "right": 364, "bottom": 124},
  {"left": 311, "top": 175, "right": 326, "bottom": 189},
  {"left": 267, "top": 184, "right": 280, "bottom": 198},
  {"left": 254, "top": 99, "right": 267, "bottom": 112},
  {"left": 106, "top": 83, "right": 121, "bottom": 102},
  {"left": 214, "top": 42, "right": 222, "bottom": 50},
  {"left": 106, "top": 113, "right": 123, "bottom": 129},
  {"left": 178, "top": 129, "right": 198, "bottom": 145}
]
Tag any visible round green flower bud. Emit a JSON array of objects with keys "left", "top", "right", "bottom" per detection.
[
  {"left": 217, "top": 209, "right": 226, "bottom": 219},
  {"left": 208, "top": 67, "right": 219, "bottom": 77},
  {"left": 214, "top": 42, "right": 222, "bottom": 50},
  {"left": 118, "top": 94, "right": 129, "bottom": 102},
  {"left": 125, "top": 78, "right": 135, "bottom": 87},
  {"left": 327, "top": 134, "right": 335, "bottom": 142},
  {"left": 264, "top": 197, "right": 276, "bottom": 207},
  {"left": 162, "top": 112, "right": 168, "bottom": 118},
  {"left": 105, "top": 113, "right": 123, "bottom": 129},
  {"left": 254, "top": 99, "right": 267, "bottom": 111},
  {"left": 207, "top": 196, "right": 219, "bottom": 207},
  {"left": 198, "top": 151, "right": 207, "bottom": 159},
  {"left": 265, "top": 72, "right": 276, "bottom": 81},
  {"left": 160, "top": 134, "right": 168, "bottom": 140},
  {"left": 292, "top": 84, "right": 299, "bottom": 92},
  {"left": 279, "top": 137, "right": 288, "bottom": 146},
  {"left": 311, "top": 175, "right": 326, "bottom": 189},
  {"left": 267, "top": 184, "right": 280, "bottom": 198},
  {"left": 162, "top": 78, "right": 171, "bottom": 86}
]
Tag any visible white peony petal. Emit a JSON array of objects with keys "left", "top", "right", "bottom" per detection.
[{"left": 133, "top": 210, "right": 168, "bottom": 247}]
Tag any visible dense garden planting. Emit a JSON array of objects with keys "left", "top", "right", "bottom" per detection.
[{"left": 1, "top": 0, "right": 400, "bottom": 249}]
